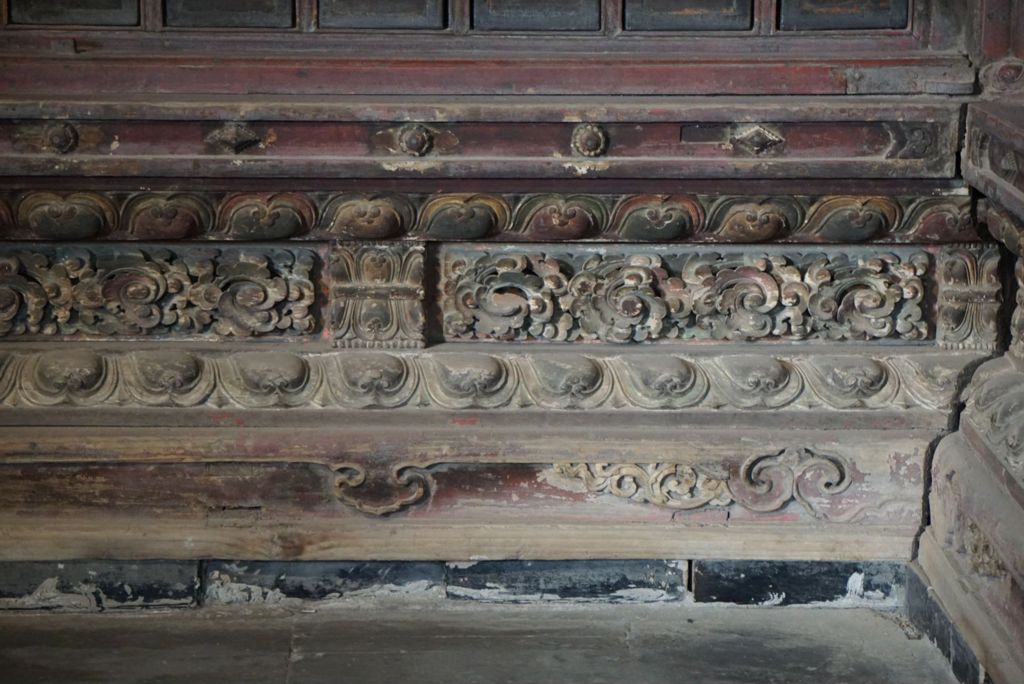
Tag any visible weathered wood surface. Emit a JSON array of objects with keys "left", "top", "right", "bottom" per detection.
[{"left": 0, "top": 101, "right": 961, "bottom": 179}]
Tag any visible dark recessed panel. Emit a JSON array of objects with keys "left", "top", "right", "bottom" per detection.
[
  {"left": 165, "top": 0, "right": 294, "bottom": 28},
  {"left": 625, "top": 1, "right": 753, "bottom": 31},
  {"left": 779, "top": 0, "right": 910, "bottom": 31},
  {"left": 9, "top": 0, "right": 139, "bottom": 26},
  {"left": 473, "top": 0, "right": 600, "bottom": 31},
  {"left": 319, "top": 0, "right": 446, "bottom": 29}
]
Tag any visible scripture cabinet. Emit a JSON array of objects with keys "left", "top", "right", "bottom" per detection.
[{"left": 0, "top": 0, "right": 1022, "bottom": 644}]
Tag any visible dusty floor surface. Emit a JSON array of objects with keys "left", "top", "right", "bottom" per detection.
[{"left": 0, "top": 603, "right": 955, "bottom": 684}]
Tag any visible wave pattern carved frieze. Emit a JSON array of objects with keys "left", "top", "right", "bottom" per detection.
[
  {"left": 0, "top": 191, "right": 976, "bottom": 243},
  {"left": 0, "top": 348, "right": 970, "bottom": 411}
]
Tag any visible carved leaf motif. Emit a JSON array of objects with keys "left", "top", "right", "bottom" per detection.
[
  {"left": 800, "top": 197, "right": 902, "bottom": 242},
  {"left": 512, "top": 195, "right": 608, "bottom": 240},
  {"left": 705, "top": 198, "right": 803, "bottom": 243},
  {"left": 330, "top": 244, "right": 424, "bottom": 349},
  {"left": 900, "top": 197, "right": 973, "bottom": 242},
  {"left": 21, "top": 350, "right": 116, "bottom": 406},
  {"left": 220, "top": 352, "right": 322, "bottom": 408},
  {"left": 607, "top": 195, "right": 702, "bottom": 241},
  {"left": 937, "top": 245, "right": 1002, "bottom": 351},
  {"left": 321, "top": 194, "right": 415, "bottom": 239},
  {"left": 216, "top": 193, "right": 315, "bottom": 240},
  {"left": 123, "top": 194, "right": 213, "bottom": 240},
  {"left": 416, "top": 194, "right": 509, "bottom": 239},
  {"left": 16, "top": 192, "right": 117, "bottom": 240}
]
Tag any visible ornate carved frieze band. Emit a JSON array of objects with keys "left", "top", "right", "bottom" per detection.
[
  {"left": 0, "top": 246, "right": 317, "bottom": 339},
  {"left": 329, "top": 243, "right": 425, "bottom": 348},
  {"left": 0, "top": 348, "right": 974, "bottom": 412},
  {"left": 442, "top": 246, "right": 932, "bottom": 344},
  {"left": 0, "top": 191, "right": 976, "bottom": 243},
  {"left": 551, "top": 448, "right": 851, "bottom": 520}
]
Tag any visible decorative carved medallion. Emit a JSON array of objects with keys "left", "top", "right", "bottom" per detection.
[
  {"left": 0, "top": 247, "right": 317, "bottom": 338},
  {"left": 0, "top": 348, "right": 970, "bottom": 412},
  {"left": 553, "top": 448, "right": 850, "bottom": 519},
  {"left": 330, "top": 243, "right": 424, "bottom": 348},
  {"left": 936, "top": 245, "right": 1003, "bottom": 350},
  {"left": 442, "top": 248, "right": 930, "bottom": 344}
]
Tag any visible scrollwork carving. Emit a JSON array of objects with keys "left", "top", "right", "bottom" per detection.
[
  {"left": 0, "top": 246, "right": 317, "bottom": 339},
  {"left": 442, "top": 248, "right": 930, "bottom": 344},
  {"left": 554, "top": 448, "right": 851, "bottom": 519},
  {"left": 334, "top": 463, "right": 435, "bottom": 516}
]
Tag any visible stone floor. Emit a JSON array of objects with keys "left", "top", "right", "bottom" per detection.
[{"left": 0, "top": 603, "right": 957, "bottom": 684}]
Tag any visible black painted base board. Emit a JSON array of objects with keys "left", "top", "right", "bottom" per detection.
[{"left": 905, "top": 563, "right": 994, "bottom": 684}]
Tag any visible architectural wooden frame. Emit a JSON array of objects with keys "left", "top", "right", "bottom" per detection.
[{"left": 1, "top": 1, "right": 1024, "bottom": 678}]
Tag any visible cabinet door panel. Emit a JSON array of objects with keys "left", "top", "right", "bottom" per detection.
[
  {"left": 319, "top": 0, "right": 446, "bottom": 29},
  {"left": 9, "top": 0, "right": 139, "bottom": 26},
  {"left": 164, "top": 0, "right": 294, "bottom": 28},
  {"left": 473, "top": 0, "right": 601, "bottom": 31},
  {"left": 779, "top": 0, "right": 910, "bottom": 31},
  {"left": 625, "top": 1, "right": 753, "bottom": 31}
]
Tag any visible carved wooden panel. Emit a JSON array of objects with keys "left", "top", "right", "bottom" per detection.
[
  {"left": 7, "top": 0, "right": 139, "bottom": 25},
  {"left": 0, "top": 424, "right": 937, "bottom": 560},
  {"left": 329, "top": 243, "right": 425, "bottom": 348},
  {"left": 778, "top": 0, "right": 910, "bottom": 31},
  {"left": 164, "top": 0, "right": 294, "bottom": 28},
  {"left": 473, "top": 0, "right": 601, "bottom": 31},
  {"left": 318, "top": 0, "right": 446, "bottom": 29},
  {"left": 625, "top": 0, "right": 753, "bottom": 31},
  {"left": 441, "top": 245, "right": 937, "bottom": 344},
  {"left": 0, "top": 246, "right": 318, "bottom": 340}
]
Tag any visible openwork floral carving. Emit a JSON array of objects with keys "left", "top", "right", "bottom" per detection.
[
  {"left": 554, "top": 448, "right": 851, "bottom": 518},
  {"left": 442, "top": 249, "right": 930, "bottom": 343},
  {"left": 0, "top": 247, "right": 316, "bottom": 338}
]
